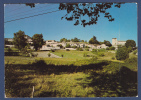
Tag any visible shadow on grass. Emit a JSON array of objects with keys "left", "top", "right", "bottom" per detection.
[
  {"left": 81, "top": 66, "right": 137, "bottom": 97},
  {"left": 5, "top": 60, "right": 137, "bottom": 97}
]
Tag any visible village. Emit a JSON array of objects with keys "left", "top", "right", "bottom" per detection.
[{"left": 5, "top": 35, "right": 126, "bottom": 51}]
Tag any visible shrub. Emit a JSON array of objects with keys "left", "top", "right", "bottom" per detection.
[
  {"left": 77, "top": 48, "right": 83, "bottom": 51},
  {"left": 61, "top": 54, "right": 64, "bottom": 57},
  {"left": 7, "top": 47, "right": 12, "bottom": 52},
  {"left": 72, "top": 46, "right": 77, "bottom": 48},
  {"left": 133, "top": 50, "right": 137, "bottom": 55},
  {"left": 127, "top": 46, "right": 132, "bottom": 53},
  {"left": 48, "top": 53, "right": 51, "bottom": 57},
  {"left": 83, "top": 52, "right": 88, "bottom": 57},
  {"left": 92, "top": 49, "right": 97, "bottom": 52},
  {"left": 51, "top": 49, "right": 55, "bottom": 52},
  {"left": 106, "top": 47, "right": 109, "bottom": 50},
  {"left": 66, "top": 49, "right": 70, "bottom": 51},
  {"left": 125, "top": 57, "right": 137, "bottom": 64},
  {"left": 111, "top": 57, "right": 115, "bottom": 60},
  {"left": 116, "top": 47, "right": 129, "bottom": 60},
  {"left": 98, "top": 52, "right": 105, "bottom": 57},
  {"left": 91, "top": 56, "right": 98, "bottom": 61},
  {"left": 85, "top": 48, "right": 89, "bottom": 51},
  {"left": 66, "top": 44, "right": 71, "bottom": 48},
  {"left": 109, "top": 46, "right": 115, "bottom": 50}
]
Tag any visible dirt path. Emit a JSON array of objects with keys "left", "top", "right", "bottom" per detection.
[{"left": 33, "top": 51, "right": 62, "bottom": 58}]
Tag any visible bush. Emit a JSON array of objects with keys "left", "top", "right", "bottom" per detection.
[
  {"left": 72, "top": 46, "right": 77, "bottom": 48},
  {"left": 85, "top": 48, "right": 89, "bottom": 51},
  {"left": 111, "top": 57, "right": 115, "bottom": 60},
  {"left": 66, "top": 49, "right": 70, "bottom": 51},
  {"left": 61, "top": 54, "right": 64, "bottom": 57},
  {"left": 7, "top": 47, "right": 12, "bottom": 52},
  {"left": 66, "top": 44, "right": 71, "bottom": 48},
  {"left": 91, "top": 56, "right": 98, "bottom": 61},
  {"left": 92, "top": 49, "right": 97, "bottom": 52},
  {"left": 98, "top": 52, "right": 105, "bottom": 57},
  {"left": 51, "top": 49, "right": 55, "bottom": 52},
  {"left": 125, "top": 57, "right": 137, "bottom": 64},
  {"left": 48, "top": 53, "right": 51, "bottom": 57},
  {"left": 133, "top": 50, "right": 137, "bottom": 55},
  {"left": 127, "top": 46, "right": 132, "bottom": 53},
  {"left": 83, "top": 52, "right": 88, "bottom": 57},
  {"left": 116, "top": 47, "right": 129, "bottom": 60},
  {"left": 109, "top": 46, "right": 115, "bottom": 50},
  {"left": 77, "top": 48, "right": 83, "bottom": 51},
  {"left": 106, "top": 47, "right": 109, "bottom": 50}
]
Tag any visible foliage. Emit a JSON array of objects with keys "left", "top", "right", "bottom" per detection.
[
  {"left": 106, "top": 47, "right": 109, "bottom": 50},
  {"left": 32, "top": 34, "right": 44, "bottom": 51},
  {"left": 77, "top": 47, "right": 83, "bottom": 51},
  {"left": 85, "top": 48, "right": 89, "bottom": 51},
  {"left": 48, "top": 53, "right": 51, "bottom": 57},
  {"left": 51, "top": 49, "right": 55, "bottom": 52},
  {"left": 83, "top": 52, "right": 88, "bottom": 57},
  {"left": 59, "top": 3, "right": 124, "bottom": 27},
  {"left": 89, "top": 36, "right": 99, "bottom": 44},
  {"left": 109, "top": 46, "right": 115, "bottom": 50},
  {"left": 133, "top": 50, "right": 137, "bottom": 55},
  {"left": 98, "top": 52, "right": 105, "bottom": 57},
  {"left": 104, "top": 40, "right": 112, "bottom": 47},
  {"left": 61, "top": 54, "right": 64, "bottom": 57},
  {"left": 60, "top": 38, "right": 68, "bottom": 42},
  {"left": 116, "top": 47, "right": 129, "bottom": 60},
  {"left": 5, "top": 57, "right": 137, "bottom": 97},
  {"left": 72, "top": 45, "right": 77, "bottom": 48},
  {"left": 66, "top": 49, "right": 70, "bottom": 51},
  {"left": 57, "top": 44, "right": 63, "bottom": 48},
  {"left": 111, "top": 57, "right": 115, "bottom": 60},
  {"left": 92, "top": 49, "right": 97, "bottom": 52},
  {"left": 7, "top": 47, "right": 12, "bottom": 52},
  {"left": 125, "top": 40, "right": 136, "bottom": 48},
  {"left": 66, "top": 44, "right": 71, "bottom": 48},
  {"left": 71, "top": 37, "right": 80, "bottom": 42},
  {"left": 5, "top": 39, "right": 13, "bottom": 45},
  {"left": 127, "top": 46, "right": 132, "bottom": 53},
  {"left": 13, "top": 30, "right": 27, "bottom": 51}
]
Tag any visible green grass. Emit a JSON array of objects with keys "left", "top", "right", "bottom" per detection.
[
  {"left": 50, "top": 50, "right": 95, "bottom": 60},
  {"left": 5, "top": 50, "right": 138, "bottom": 97}
]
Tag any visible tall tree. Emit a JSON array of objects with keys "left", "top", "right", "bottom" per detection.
[
  {"left": 104, "top": 40, "right": 112, "bottom": 47},
  {"left": 32, "top": 34, "right": 44, "bottom": 51},
  {"left": 89, "top": 36, "right": 99, "bottom": 44},
  {"left": 125, "top": 40, "right": 136, "bottom": 48},
  {"left": 13, "top": 30, "right": 27, "bottom": 50},
  {"left": 60, "top": 38, "right": 67, "bottom": 42}
]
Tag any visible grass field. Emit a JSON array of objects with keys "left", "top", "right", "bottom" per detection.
[{"left": 5, "top": 49, "right": 138, "bottom": 97}]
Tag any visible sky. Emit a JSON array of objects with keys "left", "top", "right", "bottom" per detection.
[{"left": 4, "top": 3, "right": 137, "bottom": 45}]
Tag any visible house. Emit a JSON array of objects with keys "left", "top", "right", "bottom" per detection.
[
  {"left": 112, "top": 38, "right": 126, "bottom": 49},
  {"left": 40, "top": 45, "right": 60, "bottom": 51}
]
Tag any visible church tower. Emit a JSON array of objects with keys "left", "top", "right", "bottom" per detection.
[{"left": 112, "top": 38, "right": 118, "bottom": 46}]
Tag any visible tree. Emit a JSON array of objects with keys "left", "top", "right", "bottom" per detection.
[
  {"left": 59, "top": 3, "right": 124, "bottom": 27},
  {"left": 60, "top": 38, "right": 67, "bottom": 42},
  {"left": 32, "top": 34, "right": 44, "bottom": 51},
  {"left": 66, "top": 44, "right": 71, "bottom": 48},
  {"left": 89, "top": 36, "right": 99, "bottom": 44},
  {"left": 73, "top": 37, "right": 80, "bottom": 42},
  {"left": 104, "top": 40, "right": 112, "bottom": 47},
  {"left": 13, "top": 30, "right": 27, "bottom": 51},
  {"left": 125, "top": 40, "right": 136, "bottom": 48},
  {"left": 116, "top": 47, "right": 129, "bottom": 60},
  {"left": 26, "top": 3, "right": 124, "bottom": 27}
]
